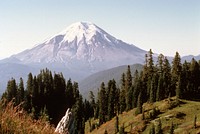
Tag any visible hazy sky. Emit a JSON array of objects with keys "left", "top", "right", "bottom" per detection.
[{"left": 0, "top": 0, "right": 200, "bottom": 59}]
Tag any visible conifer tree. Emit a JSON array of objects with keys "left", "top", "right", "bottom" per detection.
[
  {"left": 18, "top": 77, "right": 25, "bottom": 104},
  {"left": 119, "top": 89, "right": 126, "bottom": 114},
  {"left": 125, "top": 65, "right": 132, "bottom": 111},
  {"left": 146, "top": 49, "right": 155, "bottom": 102},
  {"left": 156, "top": 74, "right": 164, "bottom": 101},
  {"left": 108, "top": 80, "right": 117, "bottom": 120},
  {"left": 72, "top": 95, "right": 84, "bottom": 134},
  {"left": 98, "top": 82, "right": 107, "bottom": 124},
  {"left": 120, "top": 73, "right": 126, "bottom": 113},
  {"left": 181, "top": 61, "right": 190, "bottom": 98},
  {"left": 89, "top": 91, "right": 95, "bottom": 117},
  {"left": 189, "top": 58, "right": 200, "bottom": 98},
  {"left": 176, "top": 74, "right": 182, "bottom": 100},
  {"left": 121, "top": 73, "right": 126, "bottom": 90},
  {"left": 6, "top": 78, "right": 17, "bottom": 103},
  {"left": 171, "top": 52, "right": 182, "bottom": 96},
  {"left": 66, "top": 78, "right": 74, "bottom": 108},
  {"left": 132, "top": 72, "right": 142, "bottom": 108},
  {"left": 163, "top": 57, "right": 171, "bottom": 98},
  {"left": 149, "top": 74, "right": 157, "bottom": 103}
]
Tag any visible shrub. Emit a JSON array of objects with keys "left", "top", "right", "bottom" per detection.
[{"left": 0, "top": 100, "right": 57, "bottom": 134}]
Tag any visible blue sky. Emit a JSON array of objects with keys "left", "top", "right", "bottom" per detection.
[{"left": 0, "top": 0, "right": 199, "bottom": 59}]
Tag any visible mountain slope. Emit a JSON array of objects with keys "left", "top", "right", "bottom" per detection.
[
  {"left": 86, "top": 98, "right": 200, "bottom": 134},
  {"left": 79, "top": 64, "right": 143, "bottom": 98}
]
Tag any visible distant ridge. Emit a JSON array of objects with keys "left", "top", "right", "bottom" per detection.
[{"left": 79, "top": 64, "right": 143, "bottom": 98}]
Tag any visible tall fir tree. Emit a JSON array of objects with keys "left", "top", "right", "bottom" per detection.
[
  {"left": 89, "top": 91, "right": 95, "bottom": 117},
  {"left": 71, "top": 95, "right": 84, "bottom": 134},
  {"left": 125, "top": 65, "right": 132, "bottom": 111},
  {"left": 119, "top": 73, "right": 126, "bottom": 113},
  {"left": 171, "top": 52, "right": 182, "bottom": 96},
  {"left": 163, "top": 57, "right": 171, "bottom": 98},
  {"left": 6, "top": 78, "right": 18, "bottom": 103},
  {"left": 18, "top": 77, "right": 25, "bottom": 103},
  {"left": 98, "top": 82, "right": 107, "bottom": 125}
]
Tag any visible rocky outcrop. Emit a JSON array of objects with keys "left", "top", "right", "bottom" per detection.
[{"left": 55, "top": 108, "right": 72, "bottom": 134}]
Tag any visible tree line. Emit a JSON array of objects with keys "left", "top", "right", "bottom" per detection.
[{"left": 1, "top": 68, "right": 88, "bottom": 134}]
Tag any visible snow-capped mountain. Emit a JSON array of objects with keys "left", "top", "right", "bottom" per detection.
[
  {"left": 0, "top": 22, "right": 147, "bottom": 94},
  {"left": 11, "top": 22, "right": 146, "bottom": 72}
]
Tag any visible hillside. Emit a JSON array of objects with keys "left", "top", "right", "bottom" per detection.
[
  {"left": 85, "top": 97, "right": 200, "bottom": 134},
  {"left": 79, "top": 64, "right": 143, "bottom": 98}
]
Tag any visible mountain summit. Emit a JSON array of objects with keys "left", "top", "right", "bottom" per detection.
[{"left": 12, "top": 22, "right": 146, "bottom": 71}]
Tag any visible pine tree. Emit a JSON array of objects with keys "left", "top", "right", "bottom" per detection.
[
  {"left": 146, "top": 49, "right": 155, "bottom": 102},
  {"left": 25, "top": 73, "right": 33, "bottom": 112},
  {"left": 18, "top": 77, "right": 25, "bottom": 104},
  {"left": 89, "top": 91, "right": 95, "bottom": 117},
  {"left": 163, "top": 57, "right": 171, "bottom": 98},
  {"left": 120, "top": 73, "right": 126, "bottom": 113},
  {"left": 156, "top": 74, "right": 164, "bottom": 101},
  {"left": 132, "top": 70, "right": 139, "bottom": 108},
  {"left": 107, "top": 79, "right": 119, "bottom": 120},
  {"left": 66, "top": 78, "right": 74, "bottom": 108},
  {"left": 181, "top": 61, "right": 190, "bottom": 99},
  {"left": 189, "top": 58, "right": 200, "bottom": 98},
  {"left": 171, "top": 52, "right": 182, "bottom": 96},
  {"left": 98, "top": 82, "right": 107, "bottom": 125},
  {"left": 72, "top": 95, "right": 84, "bottom": 134},
  {"left": 149, "top": 74, "right": 157, "bottom": 103},
  {"left": 156, "top": 54, "right": 165, "bottom": 101},
  {"left": 6, "top": 78, "right": 18, "bottom": 103},
  {"left": 125, "top": 65, "right": 132, "bottom": 111},
  {"left": 119, "top": 89, "right": 126, "bottom": 114},
  {"left": 108, "top": 80, "right": 117, "bottom": 120},
  {"left": 176, "top": 74, "right": 182, "bottom": 100},
  {"left": 121, "top": 73, "right": 126, "bottom": 90}
]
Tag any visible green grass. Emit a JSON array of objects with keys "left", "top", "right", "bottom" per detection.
[{"left": 86, "top": 97, "right": 200, "bottom": 134}]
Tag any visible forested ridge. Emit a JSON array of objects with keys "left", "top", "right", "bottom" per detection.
[
  {"left": 1, "top": 49, "right": 200, "bottom": 133},
  {"left": 88, "top": 50, "right": 200, "bottom": 132}
]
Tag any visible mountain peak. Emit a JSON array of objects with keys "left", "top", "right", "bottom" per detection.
[{"left": 58, "top": 21, "right": 102, "bottom": 41}]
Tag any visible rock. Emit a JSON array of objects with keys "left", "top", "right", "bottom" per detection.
[{"left": 55, "top": 108, "right": 72, "bottom": 134}]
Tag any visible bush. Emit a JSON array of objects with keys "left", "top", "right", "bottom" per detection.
[{"left": 0, "top": 100, "right": 56, "bottom": 134}]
